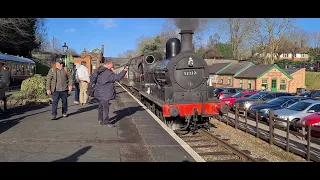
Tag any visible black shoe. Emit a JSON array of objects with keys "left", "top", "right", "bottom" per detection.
[
  {"left": 51, "top": 115, "right": 57, "bottom": 120},
  {"left": 62, "top": 114, "right": 68, "bottom": 118}
]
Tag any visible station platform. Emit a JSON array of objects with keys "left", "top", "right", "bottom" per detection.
[{"left": 0, "top": 84, "right": 201, "bottom": 162}]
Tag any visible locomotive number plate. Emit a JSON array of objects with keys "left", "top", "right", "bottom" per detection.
[{"left": 183, "top": 70, "right": 197, "bottom": 76}]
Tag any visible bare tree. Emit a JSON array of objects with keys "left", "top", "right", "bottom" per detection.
[
  {"left": 251, "top": 18, "right": 295, "bottom": 64},
  {"left": 0, "top": 18, "right": 41, "bottom": 55},
  {"left": 220, "top": 18, "right": 258, "bottom": 60},
  {"left": 117, "top": 49, "right": 138, "bottom": 58},
  {"left": 310, "top": 31, "right": 320, "bottom": 48}
]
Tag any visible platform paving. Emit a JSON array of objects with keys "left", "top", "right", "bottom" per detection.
[{"left": 0, "top": 85, "right": 196, "bottom": 162}]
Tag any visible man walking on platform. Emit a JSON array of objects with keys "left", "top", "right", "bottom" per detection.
[
  {"left": 93, "top": 60, "right": 128, "bottom": 127},
  {"left": 73, "top": 64, "right": 80, "bottom": 105},
  {"left": 76, "top": 61, "right": 90, "bottom": 105},
  {"left": 46, "top": 58, "right": 73, "bottom": 120}
]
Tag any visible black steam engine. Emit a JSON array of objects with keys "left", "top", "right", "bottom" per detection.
[{"left": 121, "top": 30, "right": 228, "bottom": 134}]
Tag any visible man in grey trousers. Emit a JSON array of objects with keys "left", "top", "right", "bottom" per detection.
[{"left": 93, "top": 60, "right": 128, "bottom": 127}]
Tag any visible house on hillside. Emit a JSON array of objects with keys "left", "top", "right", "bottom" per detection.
[{"left": 252, "top": 40, "right": 309, "bottom": 61}]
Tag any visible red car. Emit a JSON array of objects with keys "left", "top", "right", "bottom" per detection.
[
  {"left": 301, "top": 112, "right": 320, "bottom": 138},
  {"left": 221, "top": 91, "right": 259, "bottom": 110}
]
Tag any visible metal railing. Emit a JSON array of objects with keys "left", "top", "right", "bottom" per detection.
[{"left": 218, "top": 103, "right": 320, "bottom": 162}]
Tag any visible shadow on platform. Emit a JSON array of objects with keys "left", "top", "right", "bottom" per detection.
[
  {"left": 0, "top": 104, "right": 49, "bottom": 120},
  {"left": 52, "top": 146, "right": 92, "bottom": 162},
  {"left": 110, "top": 106, "right": 145, "bottom": 124},
  {"left": 67, "top": 104, "right": 99, "bottom": 116}
]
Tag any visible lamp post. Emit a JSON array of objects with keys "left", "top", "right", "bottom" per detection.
[{"left": 62, "top": 42, "right": 68, "bottom": 67}]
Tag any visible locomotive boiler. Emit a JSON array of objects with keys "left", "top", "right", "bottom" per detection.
[{"left": 120, "top": 30, "right": 228, "bottom": 134}]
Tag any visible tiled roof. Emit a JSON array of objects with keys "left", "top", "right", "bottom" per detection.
[
  {"left": 217, "top": 61, "right": 252, "bottom": 75},
  {"left": 208, "top": 63, "right": 230, "bottom": 74},
  {"left": 284, "top": 68, "right": 303, "bottom": 75},
  {"left": 235, "top": 65, "right": 274, "bottom": 78}
]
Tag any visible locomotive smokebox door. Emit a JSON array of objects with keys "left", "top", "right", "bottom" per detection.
[{"left": 188, "top": 57, "right": 194, "bottom": 67}]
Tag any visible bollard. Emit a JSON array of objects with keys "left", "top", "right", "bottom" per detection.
[
  {"left": 226, "top": 109, "right": 229, "bottom": 126},
  {"left": 269, "top": 110, "right": 274, "bottom": 145},
  {"left": 255, "top": 111, "right": 259, "bottom": 138},
  {"left": 245, "top": 109, "right": 248, "bottom": 133},
  {"left": 286, "top": 118, "right": 290, "bottom": 152},
  {"left": 235, "top": 103, "right": 239, "bottom": 129},
  {"left": 307, "top": 124, "right": 311, "bottom": 161}
]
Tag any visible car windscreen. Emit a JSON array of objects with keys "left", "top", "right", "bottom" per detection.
[
  {"left": 287, "top": 102, "right": 312, "bottom": 111},
  {"left": 267, "top": 98, "right": 289, "bottom": 105},
  {"left": 249, "top": 92, "right": 267, "bottom": 99},
  {"left": 214, "top": 89, "right": 223, "bottom": 94},
  {"left": 232, "top": 92, "right": 244, "bottom": 98}
]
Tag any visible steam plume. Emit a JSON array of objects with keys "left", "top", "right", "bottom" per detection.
[{"left": 171, "top": 18, "right": 202, "bottom": 31}]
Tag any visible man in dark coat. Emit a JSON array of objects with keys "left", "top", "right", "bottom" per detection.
[
  {"left": 1, "top": 64, "right": 11, "bottom": 89},
  {"left": 93, "top": 60, "right": 128, "bottom": 127}
]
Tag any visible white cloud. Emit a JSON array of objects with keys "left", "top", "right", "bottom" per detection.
[
  {"left": 64, "top": 28, "right": 76, "bottom": 33},
  {"left": 89, "top": 18, "right": 116, "bottom": 29}
]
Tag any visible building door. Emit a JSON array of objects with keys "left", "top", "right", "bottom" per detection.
[{"left": 271, "top": 78, "right": 277, "bottom": 91}]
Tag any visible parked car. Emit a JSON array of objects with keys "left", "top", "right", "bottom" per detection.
[
  {"left": 233, "top": 91, "right": 294, "bottom": 114},
  {"left": 248, "top": 96, "right": 312, "bottom": 122},
  {"left": 221, "top": 90, "right": 259, "bottom": 110},
  {"left": 299, "top": 90, "right": 320, "bottom": 99},
  {"left": 213, "top": 87, "right": 244, "bottom": 99},
  {"left": 300, "top": 112, "right": 320, "bottom": 138},
  {"left": 273, "top": 99, "right": 320, "bottom": 130}
]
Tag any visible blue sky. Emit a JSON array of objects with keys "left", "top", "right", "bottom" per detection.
[{"left": 46, "top": 18, "right": 320, "bottom": 57}]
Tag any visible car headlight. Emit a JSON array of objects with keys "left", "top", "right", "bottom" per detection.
[
  {"left": 260, "top": 108, "right": 269, "bottom": 114},
  {"left": 244, "top": 102, "right": 251, "bottom": 109}
]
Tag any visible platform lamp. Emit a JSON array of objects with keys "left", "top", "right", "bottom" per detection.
[{"left": 62, "top": 42, "right": 68, "bottom": 67}]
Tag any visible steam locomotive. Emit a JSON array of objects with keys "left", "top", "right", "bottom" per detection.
[{"left": 120, "top": 30, "right": 228, "bottom": 134}]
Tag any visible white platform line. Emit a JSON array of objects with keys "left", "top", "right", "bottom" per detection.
[{"left": 117, "top": 82, "right": 205, "bottom": 162}]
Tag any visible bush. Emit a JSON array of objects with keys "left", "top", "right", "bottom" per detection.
[
  {"left": 8, "top": 75, "right": 50, "bottom": 101},
  {"left": 21, "top": 74, "right": 47, "bottom": 99}
]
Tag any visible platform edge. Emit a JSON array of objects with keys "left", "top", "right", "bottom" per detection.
[{"left": 117, "top": 82, "right": 206, "bottom": 162}]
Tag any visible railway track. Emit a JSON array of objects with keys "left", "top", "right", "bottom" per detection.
[
  {"left": 179, "top": 129, "right": 266, "bottom": 162},
  {"left": 119, "top": 82, "right": 266, "bottom": 162}
]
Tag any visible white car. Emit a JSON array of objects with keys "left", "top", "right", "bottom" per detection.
[{"left": 273, "top": 99, "right": 320, "bottom": 128}]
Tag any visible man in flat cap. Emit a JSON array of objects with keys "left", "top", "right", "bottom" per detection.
[{"left": 46, "top": 58, "right": 73, "bottom": 120}]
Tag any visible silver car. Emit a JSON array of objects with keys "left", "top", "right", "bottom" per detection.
[{"left": 273, "top": 99, "right": 320, "bottom": 128}]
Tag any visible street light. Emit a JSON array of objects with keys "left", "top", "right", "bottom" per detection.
[
  {"left": 62, "top": 42, "right": 68, "bottom": 67},
  {"left": 62, "top": 42, "right": 68, "bottom": 55}
]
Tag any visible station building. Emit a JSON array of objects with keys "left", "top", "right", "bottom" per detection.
[{"left": 208, "top": 61, "right": 305, "bottom": 93}]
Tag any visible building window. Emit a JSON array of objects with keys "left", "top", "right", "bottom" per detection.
[
  {"left": 220, "top": 77, "right": 223, "bottom": 84},
  {"left": 280, "top": 79, "right": 287, "bottom": 90},
  {"left": 248, "top": 80, "right": 251, "bottom": 89},
  {"left": 227, "top": 77, "right": 231, "bottom": 85},
  {"left": 239, "top": 79, "right": 243, "bottom": 88},
  {"left": 301, "top": 53, "right": 306, "bottom": 58},
  {"left": 261, "top": 78, "right": 268, "bottom": 91},
  {"left": 283, "top": 53, "right": 288, "bottom": 57}
]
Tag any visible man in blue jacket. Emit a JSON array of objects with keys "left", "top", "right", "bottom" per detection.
[{"left": 93, "top": 60, "right": 128, "bottom": 127}]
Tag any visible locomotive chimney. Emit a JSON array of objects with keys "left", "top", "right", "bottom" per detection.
[
  {"left": 166, "top": 38, "right": 181, "bottom": 59},
  {"left": 179, "top": 30, "right": 194, "bottom": 53}
]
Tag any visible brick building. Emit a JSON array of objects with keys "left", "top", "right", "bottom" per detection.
[
  {"left": 73, "top": 45, "right": 104, "bottom": 74},
  {"left": 208, "top": 62, "right": 306, "bottom": 93},
  {"left": 208, "top": 61, "right": 254, "bottom": 87}
]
